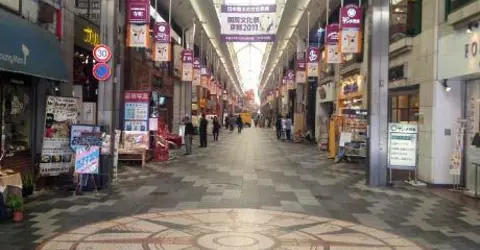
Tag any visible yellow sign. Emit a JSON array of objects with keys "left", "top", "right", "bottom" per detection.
[{"left": 83, "top": 27, "right": 100, "bottom": 47}]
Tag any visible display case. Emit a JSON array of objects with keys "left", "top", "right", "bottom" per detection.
[{"left": 340, "top": 109, "right": 368, "bottom": 158}]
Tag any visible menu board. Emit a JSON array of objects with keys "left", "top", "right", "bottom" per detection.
[
  {"left": 387, "top": 123, "right": 418, "bottom": 170},
  {"left": 70, "top": 125, "right": 101, "bottom": 151},
  {"left": 40, "top": 96, "right": 79, "bottom": 176}
]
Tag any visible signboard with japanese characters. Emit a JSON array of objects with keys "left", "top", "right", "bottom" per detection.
[
  {"left": 296, "top": 60, "right": 306, "bottom": 84},
  {"left": 307, "top": 47, "right": 319, "bottom": 77},
  {"left": 127, "top": 0, "right": 150, "bottom": 23},
  {"left": 40, "top": 96, "right": 79, "bottom": 176},
  {"left": 200, "top": 66, "right": 209, "bottom": 88},
  {"left": 75, "top": 146, "right": 100, "bottom": 174},
  {"left": 388, "top": 123, "right": 418, "bottom": 170},
  {"left": 220, "top": 4, "right": 277, "bottom": 42},
  {"left": 286, "top": 70, "right": 295, "bottom": 90},
  {"left": 326, "top": 23, "right": 342, "bottom": 64},
  {"left": 181, "top": 49, "right": 194, "bottom": 81},
  {"left": 339, "top": 5, "right": 363, "bottom": 54},
  {"left": 124, "top": 91, "right": 150, "bottom": 131},
  {"left": 152, "top": 22, "right": 171, "bottom": 62},
  {"left": 192, "top": 57, "right": 201, "bottom": 86}
]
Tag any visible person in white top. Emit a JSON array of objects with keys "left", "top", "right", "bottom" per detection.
[{"left": 285, "top": 114, "right": 293, "bottom": 141}]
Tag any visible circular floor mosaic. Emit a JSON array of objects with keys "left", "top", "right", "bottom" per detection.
[{"left": 38, "top": 209, "right": 424, "bottom": 250}]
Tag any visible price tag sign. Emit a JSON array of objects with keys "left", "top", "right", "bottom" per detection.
[{"left": 93, "top": 44, "right": 112, "bottom": 63}]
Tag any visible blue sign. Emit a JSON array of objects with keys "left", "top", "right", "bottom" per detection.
[
  {"left": 75, "top": 146, "right": 100, "bottom": 174},
  {"left": 93, "top": 63, "right": 111, "bottom": 81}
]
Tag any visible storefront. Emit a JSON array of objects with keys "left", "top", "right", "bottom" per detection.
[
  {"left": 0, "top": 8, "right": 69, "bottom": 174},
  {"left": 437, "top": 23, "right": 478, "bottom": 190},
  {"left": 337, "top": 73, "right": 365, "bottom": 112},
  {"left": 73, "top": 15, "right": 100, "bottom": 124}
]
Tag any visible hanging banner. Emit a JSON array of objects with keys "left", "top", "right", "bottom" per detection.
[
  {"left": 192, "top": 58, "right": 201, "bottom": 86},
  {"left": 339, "top": 5, "right": 363, "bottom": 54},
  {"left": 286, "top": 70, "right": 295, "bottom": 90},
  {"left": 220, "top": 4, "right": 277, "bottom": 42},
  {"left": 127, "top": 0, "right": 150, "bottom": 23},
  {"left": 127, "top": 24, "right": 150, "bottom": 48},
  {"left": 211, "top": 81, "right": 217, "bottom": 95},
  {"left": 152, "top": 22, "right": 171, "bottom": 62},
  {"left": 326, "top": 23, "right": 342, "bottom": 64},
  {"left": 296, "top": 60, "right": 306, "bottom": 84},
  {"left": 200, "top": 66, "right": 209, "bottom": 87},
  {"left": 181, "top": 49, "right": 194, "bottom": 81},
  {"left": 307, "top": 46, "right": 319, "bottom": 77},
  {"left": 40, "top": 96, "right": 79, "bottom": 176}
]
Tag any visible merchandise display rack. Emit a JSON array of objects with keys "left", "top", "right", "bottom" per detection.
[{"left": 341, "top": 109, "right": 367, "bottom": 158}]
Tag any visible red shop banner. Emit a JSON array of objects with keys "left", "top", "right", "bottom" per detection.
[
  {"left": 125, "top": 91, "right": 150, "bottom": 102},
  {"left": 339, "top": 4, "right": 363, "bottom": 54},
  {"left": 127, "top": 0, "right": 150, "bottom": 23},
  {"left": 326, "top": 23, "right": 341, "bottom": 64}
]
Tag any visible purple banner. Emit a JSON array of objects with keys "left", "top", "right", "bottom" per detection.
[
  {"left": 296, "top": 60, "right": 306, "bottom": 70},
  {"left": 154, "top": 22, "right": 170, "bottom": 43},
  {"left": 193, "top": 58, "right": 201, "bottom": 69},
  {"left": 340, "top": 5, "right": 362, "bottom": 29},
  {"left": 287, "top": 70, "right": 295, "bottom": 81},
  {"left": 182, "top": 49, "right": 193, "bottom": 63},
  {"left": 307, "top": 47, "right": 320, "bottom": 63},
  {"left": 221, "top": 5, "right": 277, "bottom": 13},
  {"left": 127, "top": 0, "right": 150, "bottom": 23},
  {"left": 326, "top": 23, "right": 340, "bottom": 44},
  {"left": 221, "top": 35, "right": 275, "bottom": 42}
]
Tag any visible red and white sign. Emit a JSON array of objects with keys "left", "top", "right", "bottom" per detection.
[
  {"left": 93, "top": 44, "right": 112, "bottom": 63},
  {"left": 125, "top": 91, "right": 150, "bottom": 102},
  {"left": 326, "top": 23, "right": 342, "bottom": 64},
  {"left": 92, "top": 63, "right": 112, "bottom": 81},
  {"left": 307, "top": 47, "right": 320, "bottom": 77}
]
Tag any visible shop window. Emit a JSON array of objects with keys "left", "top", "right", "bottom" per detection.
[
  {"left": 390, "top": 93, "right": 419, "bottom": 123},
  {"left": 445, "top": 0, "right": 476, "bottom": 18},
  {"left": 390, "top": 0, "right": 422, "bottom": 42}
]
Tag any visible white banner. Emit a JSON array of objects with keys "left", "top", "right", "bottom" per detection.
[
  {"left": 220, "top": 4, "right": 276, "bottom": 42},
  {"left": 193, "top": 69, "right": 201, "bottom": 86},
  {"left": 153, "top": 43, "right": 170, "bottom": 62},
  {"left": 127, "top": 24, "right": 150, "bottom": 48}
]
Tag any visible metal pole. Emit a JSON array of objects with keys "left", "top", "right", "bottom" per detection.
[
  {"left": 367, "top": 0, "right": 390, "bottom": 186},
  {"left": 168, "top": 0, "right": 172, "bottom": 25}
]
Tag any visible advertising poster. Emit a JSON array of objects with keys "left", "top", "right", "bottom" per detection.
[
  {"left": 307, "top": 46, "right": 320, "bottom": 77},
  {"left": 326, "top": 23, "right": 342, "bottom": 64},
  {"left": 387, "top": 123, "right": 418, "bottom": 170},
  {"left": 296, "top": 60, "right": 306, "bottom": 84},
  {"left": 153, "top": 22, "right": 171, "bottom": 62},
  {"left": 181, "top": 49, "right": 194, "bottom": 81},
  {"left": 70, "top": 124, "right": 101, "bottom": 151},
  {"left": 220, "top": 4, "right": 277, "bottom": 42},
  {"left": 339, "top": 5, "right": 363, "bottom": 54},
  {"left": 192, "top": 57, "right": 201, "bottom": 86},
  {"left": 127, "top": 24, "right": 150, "bottom": 48},
  {"left": 124, "top": 91, "right": 150, "bottom": 131},
  {"left": 74, "top": 146, "right": 100, "bottom": 174},
  {"left": 40, "top": 96, "right": 79, "bottom": 176}
]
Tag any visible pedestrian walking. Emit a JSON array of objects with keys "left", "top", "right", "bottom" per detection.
[
  {"left": 213, "top": 116, "right": 221, "bottom": 141},
  {"left": 236, "top": 115, "right": 243, "bottom": 133},
  {"left": 224, "top": 116, "right": 229, "bottom": 129},
  {"left": 184, "top": 116, "right": 194, "bottom": 155},
  {"left": 229, "top": 114, "right": 235, "bottom": 133},
  {"left": 285, "top": 114, "right": 292, "bottom": 141},
  {"left": 275, "top": 114, "right": 282, "bottom": 139},
  {"left": 199, "top": 113, "right": 208, "bottom": 148}
]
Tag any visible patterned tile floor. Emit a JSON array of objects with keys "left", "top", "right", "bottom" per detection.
[{"left": 1, "top": 128, "right": 480, "bottom": 249}]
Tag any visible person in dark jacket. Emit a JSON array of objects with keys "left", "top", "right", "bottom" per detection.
[
  {"left": 199, "top": 113, "right": 208, "bottom": 147},
  {"left": 184, "top": 116, "right": 194, "bottom": 155},
  {"left": 212, "top": 116, "right": 221, "bottom": 141},
  {"left": 236, "top": 115, "right": 243, "bottom": 133},
  {"left": 275, "top": 114, "right": 282, "bottom": 139}
]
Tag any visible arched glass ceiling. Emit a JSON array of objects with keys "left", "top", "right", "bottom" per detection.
[{"left": 213, "top": 0, "right": 285, "bottom": 103}]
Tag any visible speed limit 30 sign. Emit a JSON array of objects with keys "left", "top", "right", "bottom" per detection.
[{"left": 93, "top": 44, "right": 112, "bottom": 63}]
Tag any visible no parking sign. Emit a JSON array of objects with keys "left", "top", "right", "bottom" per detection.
[
  {"left": 92, "top": 44, "right": 113, "bottom": 81},
  {"left": 93, "top": 63, "right": 112, "bottom": 81}
]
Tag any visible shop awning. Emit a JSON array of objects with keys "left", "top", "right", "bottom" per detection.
[{"left": 0, "top": 9, "right": 68, "bottom": 82}]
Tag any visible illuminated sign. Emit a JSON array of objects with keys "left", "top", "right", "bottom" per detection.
[{"left": 83, "top": 27, "right": 100, "bottom": 47}]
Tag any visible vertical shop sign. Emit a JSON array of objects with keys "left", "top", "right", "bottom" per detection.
[
  {"left": 339, "top": 5, "right": 363, "bottom": 54},
  {"left": 387, "top": 123, "right": 418, "bottom": 169},
  {"left": 326, "top": 23, "right": 342, "bottom": 64},
  {"left": 192, "top": 58, "right": 201, "bottom": 86},
  {"left": 181, "top": 49, "right": 194, "bottom": 81},
  {"left": 220, "top": 4, "right": 277, "bottom": 42},
  {"left": 124, "top": 91, "right": 150, "bottom": 131},
  {"left": 127, "top": 0, "right": 150, "bottom": 23},
  {"left": 127, "top": 24, "right": 150, "bottom": 48},
  {"left": 287, "top": 70, "right": 295, "bottom": 90},
  {"left": 153, "top": 22, "right": 171, "bottom": 62},
  {"left": 307, "top": 46, "right": 320, "bottom": 77},
  {"left": 296, "top": 59, "right": 306, "bottom": 84},
  {"left": 200, "top": 66, "right": 209, "bottom": 88},
  {"left": 40, "top": 96, "right": 79, "bottom": 176}
]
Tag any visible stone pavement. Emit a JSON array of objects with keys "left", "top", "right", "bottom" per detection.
[{"left": 0, "top": 128, "right": 480, "bottom": 249}]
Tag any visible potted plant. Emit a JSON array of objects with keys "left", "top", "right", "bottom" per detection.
[
  {"left": 7, "top": 195, "right": 24, "bottom": 222},
  {"left": 22, "top": 172, "right": 34, "bottom": 197}
]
